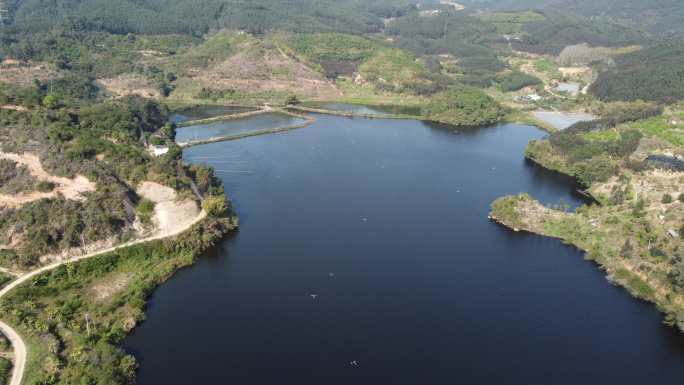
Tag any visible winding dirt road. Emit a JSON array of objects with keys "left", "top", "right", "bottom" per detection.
[{"left": 0, "top": 208, "right": 207, "bottom": 385}]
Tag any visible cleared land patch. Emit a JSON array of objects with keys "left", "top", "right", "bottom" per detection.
[
  {"left": 137, "top": 181, "right": 200, "bottom": 237},
  {"left": 98, "top": 73, "right": 161, "bottom": 99},
  {"left": 0, "top": 152, "right": 95, "bottom": 209}
]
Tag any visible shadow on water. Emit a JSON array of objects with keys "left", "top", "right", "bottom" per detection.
[{"left": 523, "top": 158, "right": 594, "bottom": 207}]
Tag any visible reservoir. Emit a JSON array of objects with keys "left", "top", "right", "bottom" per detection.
[{"left": 125, "top": 112, "right": 684, "bottom": 385}]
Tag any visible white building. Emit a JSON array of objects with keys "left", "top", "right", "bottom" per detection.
[{"left": 149, "top": 145, "right": 169, "bottom": 157}]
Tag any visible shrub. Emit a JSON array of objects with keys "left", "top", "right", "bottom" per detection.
[
  {"left": 36, "top": 181, "right": 55, "bottom": 192},
  {"left": 202, "top": 196, "right": 227, "bottom": 218},
  {"left": 136, "top": 198, "right": 156, "bottom": 226},
  {"left": 662, "top": 194, "right": 673, "bottom": 204}
]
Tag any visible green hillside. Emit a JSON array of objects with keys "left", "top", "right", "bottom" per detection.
[{"left": 590, "top": 42, "right": 684, "bottom": 102}]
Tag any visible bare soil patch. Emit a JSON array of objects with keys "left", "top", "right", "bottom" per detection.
[
  {"left": 91, "top": 273, "right": 134, "bottom": 302},
  {"left": 0, "top": 152, "right": 96, "bottom": 209},
  {"left": 0, "top": 105, "right": 28, "bottom": 112},
  {"left": 0, "top": 61, "right": 58, "bottom": 87},
  {"left": 137, "top": 181, "right": 200, "bottom": 237},
  {"left": 97, "top": 74, "right": 161, "bottom": 99},
  {"left": 189, "top": 45, "right": 341, "bottom": 99}
]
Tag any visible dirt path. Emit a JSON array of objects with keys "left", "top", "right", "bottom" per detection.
[
  {"left": 0, "top": 267, "right": 20, "bottom": 277},
  {"left": 0, "top": 184, "right": 206, "bottom": 385},
  {"left": 0, "top": 105, "right": 28, "bottom": 112},
  {"left": 0, "top": 321, "right": 24, "bottom": 385}
]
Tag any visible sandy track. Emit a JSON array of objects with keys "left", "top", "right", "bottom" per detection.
[
  {"left": 0, "top": 181, "right": 206, "bottom": 385},
  {"left": 0, "top": 207, "right": 205, "bottom": 385}
]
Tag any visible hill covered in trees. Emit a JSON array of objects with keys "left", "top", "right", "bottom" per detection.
[
  {"left": 590, "top": 42, "right": 684, "bottom": 102},
  {"left": 3, "top": 0, "right": 415, "bottom": 35},
  {"left": 464, "top": 0, "right": 684, "bottom": 37}
]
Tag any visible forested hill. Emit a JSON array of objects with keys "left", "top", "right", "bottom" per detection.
[
  {"left": 3, "top": 0, "right": 415, "bottom": 35},
  {"left": 463, "top": 0, "right": 684, "bottom": 37},
  {"left": 590, "top": 42, "right": 684, "bottom": 102}
]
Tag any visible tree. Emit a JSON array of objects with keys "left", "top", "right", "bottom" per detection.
[
  {"left": 42, "top": 94, "right": 59, "bottom": 109},
  {"left": 284, "top": 94, "right": 300, "bottom": 106},
  {"left": 620, "top": 239, "right": 634, "bottom": 259}
]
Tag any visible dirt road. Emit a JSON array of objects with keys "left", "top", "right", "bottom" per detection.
[{"left": 0, "top": 197, "right": 206, "bottom": 385}]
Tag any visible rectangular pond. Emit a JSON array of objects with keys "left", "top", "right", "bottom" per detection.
[
  {"left": 532, "top": 110, "right": 596, "bottom": 130},
  {"left": 175, "top": 112, "right": 306, "bottom": 143}
]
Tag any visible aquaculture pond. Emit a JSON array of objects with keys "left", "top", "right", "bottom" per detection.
[
  {"left": 125, "top": 111, "right": 684, "bottom": 385},
  {"left": 174, "top": 112, "right": 306, "bottom": 143},
  {"left": 170, "top": 105, "right": 257, "bottom": 124},
  {"left": 532, "top": 110, "right": 596, "bottom": 130}
]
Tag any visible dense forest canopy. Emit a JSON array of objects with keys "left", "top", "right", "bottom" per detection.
[
  {"left": 3, "top": 0, "right": 417, "bottom": 35},
  {"left": 510, "top": 11, "right": 647, "bottom": 54},
  {"left": 590, "top": 42, "right": 684, "bottom": 102},
  {"left": 462, "top": 0, "right": 684, "bottom": 37}
]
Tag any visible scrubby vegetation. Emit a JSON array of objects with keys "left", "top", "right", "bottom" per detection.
[
  {"left": 493, "top": 95, "right": 684, "bottom": 330},
  {"left": 0, "top": 272, "right": 11, "bottom": 289},
  {"left": 281, "top": 33, "right": 377, "bottom": 78},
  {"left": 491, "top": 178, "right": 684, "bottom": 330},
  {"left": 0, "top": 159, "right": 40, "bottom": 194},
  {"left": 0, "top": 215, "right": 234, "bottom": 385},
  {"left": 0, "top": 356, "right": 11, "bottom": 385},
  {"left": 0, "top": 83, "right": 224, "bottom": 268},
  {"left": 525, "top": 101, "right": 665, "bottom": 185}
]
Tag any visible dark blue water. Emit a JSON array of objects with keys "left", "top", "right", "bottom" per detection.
[
  {"left": 125, "top": 114, "right": 684, "bottom": 385},
  {"left": 175, "top": 113, "right": 305, "bottom": 143}
]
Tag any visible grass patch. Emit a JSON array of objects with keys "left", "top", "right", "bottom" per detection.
[
  {"left": 631, "top": 116, "right": 684, "bottom": 146},
  {"left": 490, "top": 194, "right": 530, "bottom": 228},
  {"left": 582, "top": 129, "right": 621, "bottom": 142},
  {"left": 534, "top": 58, "right": 561, "bottom": 80}
]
